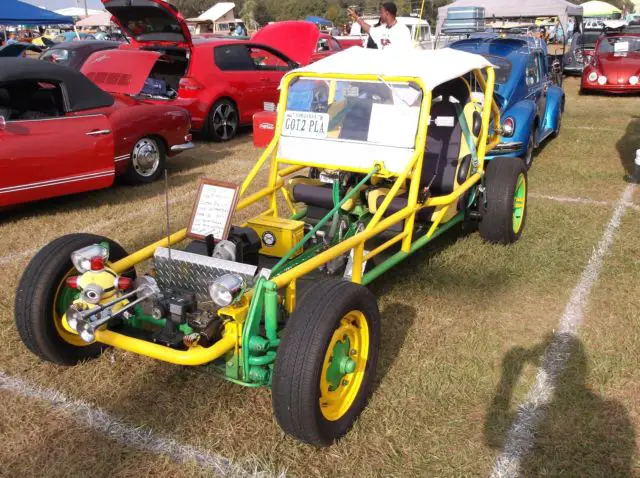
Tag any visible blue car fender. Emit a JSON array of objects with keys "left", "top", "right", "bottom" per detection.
[
  {"left": 542, "top": 85, "right": 564, "bottom": 134},
  {"left": 502, "top": 100, "right": 537, "bottom": 147}
]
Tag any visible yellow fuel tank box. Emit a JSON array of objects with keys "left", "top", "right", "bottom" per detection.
[{"left": 247, "top": 216, "right": 305, "bottom": 258}]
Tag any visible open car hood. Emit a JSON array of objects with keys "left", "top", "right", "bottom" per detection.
[
  {"left": 103, "top": 0, "right": 192, "bottom": 47},
  {"left": 81, "top": 49, "right": 161, "bottom": 95},
  {"left": 252, "top": 21, "right": 320, "bottom": 66}
]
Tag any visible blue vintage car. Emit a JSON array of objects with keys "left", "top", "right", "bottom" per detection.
[{"left": 449, "top": 34, "right": 564, "bottom": 169}]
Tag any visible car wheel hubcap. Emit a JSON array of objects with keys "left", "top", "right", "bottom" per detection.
[
  {"left": 132, "top": 138, "right": 160, "bottom": 177},
  {"left": 513, "top": 172, "right": 527, "bottom": 234},
  {"left": 319, "top": 310, "right": 369, "bottom": 421},
  {"left": 213, "top": 103, "right": 238, "bottom": 140}
]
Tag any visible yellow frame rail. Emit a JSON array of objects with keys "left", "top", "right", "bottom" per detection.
[{"left": 101, "top": 66, "right": 499, "bottom": 365}]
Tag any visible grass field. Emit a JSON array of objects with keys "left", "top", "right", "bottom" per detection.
[{"left": 0, "top": 77, "right": 638, "bottom": 477}]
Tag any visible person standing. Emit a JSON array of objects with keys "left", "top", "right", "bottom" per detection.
[{"left": 347, "top": 2, "right": 412, "bottom": 50}]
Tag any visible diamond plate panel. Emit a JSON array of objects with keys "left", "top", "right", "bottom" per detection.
[{"left": 154, "top": 247, "right": 263, "bottom": 301}]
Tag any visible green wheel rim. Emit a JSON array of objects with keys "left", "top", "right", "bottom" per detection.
[{"left": 513, "top": 173, "right": 527, "bottom": 234}]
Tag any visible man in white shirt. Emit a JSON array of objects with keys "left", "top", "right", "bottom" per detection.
[{"left": 348, "top": 2, "right": 412, "bottom": 50}]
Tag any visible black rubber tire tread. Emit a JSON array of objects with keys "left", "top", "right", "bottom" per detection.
[
  {"left": 479, "top": 158, "right": 528, "bottom": 245},
  {"left": 272, "top": 278, "right": 380, "bottom": 446},
  {"left": 523, "top": 128, "right": 536, "bottom": 171},
  {"left": 15, "top": 233, "right": 134, "bottom": 365},
  {"left": 123, "top": 136, "right": 166, "bottom": 185},
  {"left": 206, "top": 98, "right": 239, "bottom": 142}
]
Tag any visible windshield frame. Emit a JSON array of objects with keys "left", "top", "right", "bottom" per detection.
[
  {"left": 597, "top": 35, "right": 640, "bottom": 54},
  {"left": 282, "top": 76, "right": 425, "bottom": 151}
]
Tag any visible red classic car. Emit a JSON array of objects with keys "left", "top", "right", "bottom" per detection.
[
  {"left": 581, "top": 29, "right": 640, "bottom": 93},
  {"left": 91, "top": 0, "right": 322, "bottom": 142},
  {"left": 0, "top": 58, "right": 193, "bottom": 207},
  {"left": 311, "top": 33, "right": 344, "bottom": 63}
]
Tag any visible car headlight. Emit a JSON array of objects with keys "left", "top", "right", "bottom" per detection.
[
  {"left": 630, "top": 76, "right": 639, "bottom": 86},
  {"left": 208, "top": 274, "right": 246, "bottom": 307},
  {"left": 502, "top": 117, "right": 516, "bottom": 137},
  {"left": 598, "top": 75, "right": 607, "bottom": 85},
  {"left": 588, "top": 71, "right": 598, "bottom": 82},
  {"left": 71, "top": 243, "right": 109, "bottom": 273}
]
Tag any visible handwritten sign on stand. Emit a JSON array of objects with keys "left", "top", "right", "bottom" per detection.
[{"left": 187, "top": 179, "right": 240, "bottom": 241}]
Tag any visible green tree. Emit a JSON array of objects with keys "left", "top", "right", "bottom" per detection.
[
  {"left": 171, "top": 0, "right": 211, "bottom": 17},
  {"left": 326, "top": 1, "right": 342, "bottom": 23},
  {"left": 394, "top": 0, "right": 411, "bottom": 16},
  {"left": 240, "top": 0, "right": 256, "bottom": 27},
  {"left": 253, "top": 0, "right": 273, "bottom": 26}
]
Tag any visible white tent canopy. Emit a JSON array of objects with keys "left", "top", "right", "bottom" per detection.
[
  {"left": 436, "top": 0, "right": 583, "bottom": 38},
  {"left": 76, "top": 11, "right": 112, "bottom": 27},
  {"left": 289, "top": 47, "right": 492, "bottom": 92},
  {"left": 581, "top": 1, "right": 621, "bottom": 17},
  {"left": 193, "top": 2, "right": 235, "bottom": 22},
  {"left": 54, "top": 7, "right": 104, "bottom": 18}
]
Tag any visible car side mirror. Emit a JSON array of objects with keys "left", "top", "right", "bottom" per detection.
[{"left": 0, "top": 116, "right": 6, "bottom": 131}]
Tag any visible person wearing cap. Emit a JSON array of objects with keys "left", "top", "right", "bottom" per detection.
[{"left": 348, "top": 2, "right": 412, "bottom": 49}]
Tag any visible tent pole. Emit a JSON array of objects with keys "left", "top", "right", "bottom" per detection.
[{"left": 73, "top": 23, "right": 80, "bottom": 39}]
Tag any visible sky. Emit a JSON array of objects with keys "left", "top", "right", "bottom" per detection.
[{"left": 22, "top": 0, "right": 106, "bottom": 11}]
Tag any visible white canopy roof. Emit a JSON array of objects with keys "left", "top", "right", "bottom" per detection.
[
  {"left": 193, "top": 2, "right": 235, "bottom": 22},
  {"left": 54, "top": 7, "right": 103, "bottom": 18},
  {"left": 288, "top": 47, "right": 492, "bottom": 92},
  {"left": 581, "top": 1, "right": 621, "bottom": 16},
  {"left": 76, "top": 11, "right": 111, "bottom": 27},
  {"left": 436, "top": 0, "right": 583, "bottom": 38}
]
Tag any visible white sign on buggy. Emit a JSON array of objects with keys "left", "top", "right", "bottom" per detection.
[{"left": 282, "top": 111, "right": 329, "bottom": 139}]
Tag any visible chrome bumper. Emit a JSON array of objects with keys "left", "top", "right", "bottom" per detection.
[
  {"left": 491, "top": 142, "right": 524, "bottom": 154},
  {"left": 170, "top": 142, "right": 195, "bottom": 152}
]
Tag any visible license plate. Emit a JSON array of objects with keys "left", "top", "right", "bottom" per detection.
[{"left": 282, "top": 111, "right": 329, "bottom": 139}]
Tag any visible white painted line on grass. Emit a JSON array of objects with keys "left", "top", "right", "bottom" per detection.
[
  {"left": 530, "top": 193, "right": 611, "bottom": 208},
  {"left": 530, "top": 192, "right": 640, "bottom": 213},
  {"left": 0, "top": 371, "right": 280, "bottom": 477},
  {"left": 564, "top": 126, "right": 622, "bottom": 132},
  {"left": 490, "top": 183, "right": 636, "bottom": 478}
]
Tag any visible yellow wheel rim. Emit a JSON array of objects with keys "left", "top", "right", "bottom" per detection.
[
  {"left": 512, "top": 172, "right": 527, "bottom": 234},
  {"left": 52, "top": 269, "right": 89, "bottom": 347},
  {"left": 319, "top": 310, "right": 370, "bottom": 421}
]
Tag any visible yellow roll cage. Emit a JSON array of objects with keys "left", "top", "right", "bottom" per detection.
[{"left": 84, "top": 66, "right": 500, "bottom": 366}]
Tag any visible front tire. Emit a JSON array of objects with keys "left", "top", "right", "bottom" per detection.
[
  {"left": 124, "top": 136, "right": 166, "bottom": 184},
  {"left": 15, "top": 234, "right": 134, "bottom": 365},
  {"left": 207, "top": 99, "right": 239, "bottom": 142},
  {"left": 479, "top": 158, "right": 528, "bottom": 245},
  {"left": 272, "top": 279, "right": 380, "bottom": 446}
]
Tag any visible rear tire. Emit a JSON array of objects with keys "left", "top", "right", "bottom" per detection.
[
  {"left": 15, "top": 234, "right": 135, "bottom": 365},
  {"left": 479, "top": 158, "right": 528, "bottom": 245},
  {"left": 124, "top": 136, "right": 166, "bottom": 184},
  {"left": 206, "top": 99, "right": 239, "bottom": 142},
  {"left": 523, "top": 128, "right": 536, "bottom": 171},
  {"left": 272, "top": 278, "right": 380, "bottom": 446}
]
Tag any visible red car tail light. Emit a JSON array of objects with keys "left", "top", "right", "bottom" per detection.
[{"left": 178, "top": 77, "right": 204, "bottom": 97}]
